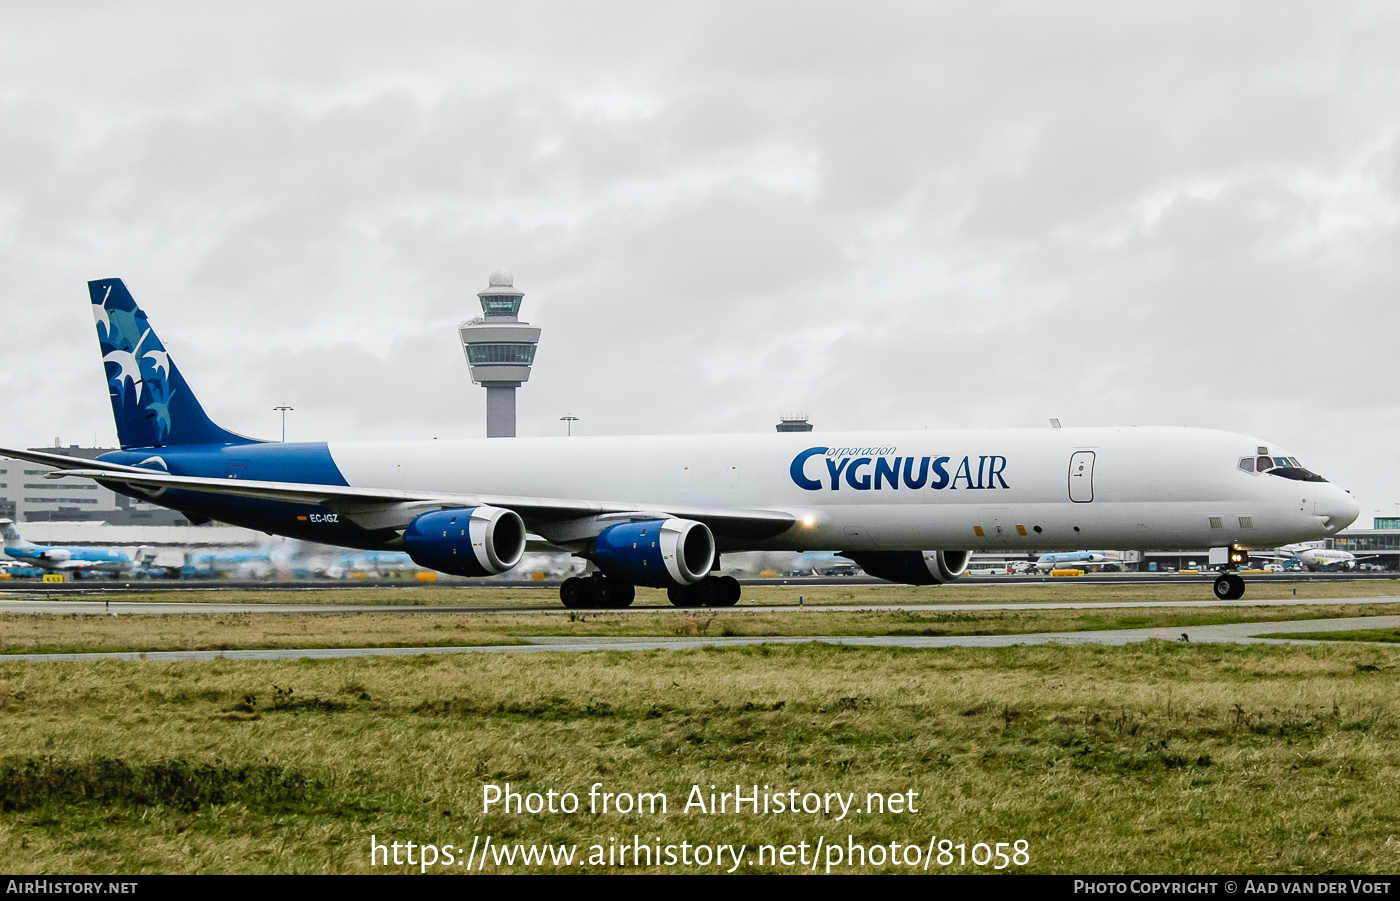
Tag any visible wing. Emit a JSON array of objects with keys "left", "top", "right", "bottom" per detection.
[{"left": 40, "top": 465, "right": 797, "bottom": 541}]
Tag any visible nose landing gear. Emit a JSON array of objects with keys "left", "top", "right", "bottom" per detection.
[{"left": 1213, "top": 572, "right": 1246, "bottom": 601}]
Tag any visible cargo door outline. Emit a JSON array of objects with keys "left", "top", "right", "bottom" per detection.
[{"left": 1068, "top": 452, "right": 1095, "bottom": 503}]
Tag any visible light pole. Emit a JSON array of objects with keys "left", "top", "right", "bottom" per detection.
[
  {"left": 274, "top": 405, "right": 293, "bottom": 442},
  {"left": 560, "top": 415, "right": 578, "bottom": 437}
]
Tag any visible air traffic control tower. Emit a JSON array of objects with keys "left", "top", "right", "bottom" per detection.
[{"left": 459, "top": 271, "right": 541, "bottom": 438}]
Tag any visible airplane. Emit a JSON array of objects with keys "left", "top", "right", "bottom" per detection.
[
  {"left": 0, "top": 278, "right": 1362, "bottom": 608},
  {"left": 1, "top": 519, "right": 144, "bottom": 576},
  {"left": 1250, "top": 543, "right": 1368, "bottom": 572},
  {"left": 1031, "top": 550, "right": 1126, "bottom": 573},
  {"left": 186, "top": 550, "right": 275, "bottom": 579},
  {"left": 323, "top": 550, "right": 419, "bottom": 579}
]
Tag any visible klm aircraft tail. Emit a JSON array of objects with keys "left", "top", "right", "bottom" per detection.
[
  {"left": 0, "top": 519, "right": 30, "bottom": 548},
  {"left": 89, "top": 278, "right": 258, "bottom": 449}
]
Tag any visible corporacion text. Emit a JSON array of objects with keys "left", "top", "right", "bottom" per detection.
[{"left": 482, "top": 782, "right": 919, "bottom": 821}]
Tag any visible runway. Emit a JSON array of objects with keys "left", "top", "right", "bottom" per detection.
[
  {"left": 1, "top": 613, "right": 1395, "bottom": 664},
  {"left": 1, "top": 571, "right": 1395, "bottom": 597},
  {"left": 0, "top": 592, "right": 1397, "bottom": 617}
]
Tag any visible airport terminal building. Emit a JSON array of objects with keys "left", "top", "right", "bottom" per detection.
[{"left": 1325, "top": 528, "right": 1400, "bottom": 569}]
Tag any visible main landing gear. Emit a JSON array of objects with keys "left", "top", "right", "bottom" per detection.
[
  {"left": 557, "top": 574, "right": 742, "bottom": 609},
  {"left": 560, "top": 574, "right": 636, "bottom": 609},
  {"left": 667, "top": 575, "right": 741, "bottom": 608},
  {"left": 1213, "top": 572, "right": 1246, "bottom": 601}
]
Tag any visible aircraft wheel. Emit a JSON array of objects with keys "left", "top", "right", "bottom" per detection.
[
  {"left": 594, "top": 577, "right": 635, "bottom": 609},
  {"left": 696, "top": 577, "right": 725, "bottom": 607},
  {"left": 713, "top": 575, "right": 741, "bottom": 607},
  {"left": 1212, "top": 573, "right": 1246, "bottom": 601},
  {"left": 667, "top": 584, "right": 700, "bottom": 607},
  {"left": 560, "top": 576, "right": 592, "bottom": 609}
]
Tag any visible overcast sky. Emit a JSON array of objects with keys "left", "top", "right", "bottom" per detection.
[{"left": 2, "top": 3, "right": 1398, "bottom": 517}]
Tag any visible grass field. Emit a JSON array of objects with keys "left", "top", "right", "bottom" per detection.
[
  {"left": 1255, "top": 629, "right": 1400, "bottom": 644},
  {"left": 3, "top": 639, "right": 1400, "bottom": 874},
  {"left": 7, "top": 581, "right": 1400, "bottom": 874},
  {"left": 6, "top": 603, "right": 1400, "bottom": 655}
]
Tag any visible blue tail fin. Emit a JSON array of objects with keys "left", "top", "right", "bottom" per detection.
[{"left": 89, "top": 278, "right": 259, "bottom": 448}]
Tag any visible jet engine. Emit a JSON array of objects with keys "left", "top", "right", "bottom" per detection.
[
  {"left": 592, "top": 518, "right": 715, "bottom": 588},
  {"left": 844, "top": 550, "right": 971, "bottom": 585},
  {"left": 403, "top": 506, "right": 526, "bottom": 577}
]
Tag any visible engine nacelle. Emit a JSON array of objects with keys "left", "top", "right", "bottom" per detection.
[
  {"left": 593, "top": 518, "right": 714, "bottom": 589},
  {"left": 844, "top": 550, "right": 971, "bottom": 585},
  {"left": 404, "top": 506, "right": 526, "bottom": 577}
]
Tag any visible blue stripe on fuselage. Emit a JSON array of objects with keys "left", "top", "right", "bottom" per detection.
[
  {"left": 97, "top": 442, "right": 350, "bottom": 485},
  {"left": 92, "top": 443, "right": 399, "bottom": 550}
]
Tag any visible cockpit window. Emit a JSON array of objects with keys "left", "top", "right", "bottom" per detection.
[
  {"left": 1240, "top": 454, "right": 1327, "bottom": 482},
  {"left": 1270, "top": 465, "right": 1328, "bottom": 483}
]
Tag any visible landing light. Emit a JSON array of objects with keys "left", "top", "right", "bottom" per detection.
[{"left": 803, "top": 516, "right": 815, "bottom": 527}]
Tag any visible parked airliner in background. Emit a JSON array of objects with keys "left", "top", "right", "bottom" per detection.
[
  {"left": 1253, "top": 543, "right": 1366, "bottom": 572},
  {"left": 0, "top": 279, "right": 1361, "bottom": 606},
  {"left": 1, "top": 519, "right": 143, "bottom": 576},
  {"left": 1031, "top": 550, "right": 1127, "bottom": 572}
]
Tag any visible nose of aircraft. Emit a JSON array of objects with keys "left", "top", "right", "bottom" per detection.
[{"left": 1314, "top": 484, "right": 1360, "bottom": 533}]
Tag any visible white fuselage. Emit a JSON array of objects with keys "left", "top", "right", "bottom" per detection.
[
  {"left": 1289, "top": 546, "right": 1356, "bottom": 569},
  {"left": 322, "top": 426, "right": 1358, "bottom": 553}
]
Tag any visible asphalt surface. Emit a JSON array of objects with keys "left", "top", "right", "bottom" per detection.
[
  {"left": 1, "top": 595, "right": 1398, "bottom": 616},
  {"left": 1, "top": 571, "right": 1395, "bottom": 596}
]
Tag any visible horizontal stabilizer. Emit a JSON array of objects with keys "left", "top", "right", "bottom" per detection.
[{"left": 0, "top": 446, "right": 155, "bottom": 474}]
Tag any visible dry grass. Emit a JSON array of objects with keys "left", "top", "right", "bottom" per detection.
[
  {"left": 7, "top": 603, "right": 1400, "bottom": 654},
  {"left": 0, "top": 612, "right": 521, "bottom": 654},
  {"left": 3, "top": 640, "right": 1400, "bottom": 873}
]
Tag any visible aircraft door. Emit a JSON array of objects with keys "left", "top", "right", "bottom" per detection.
[{"left": 1068, "top": 452, "right": 1095, "bottom": 503}]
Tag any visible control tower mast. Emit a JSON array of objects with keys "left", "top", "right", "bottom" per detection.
[{"left": 459, "top": 271, "right": 541, "bottom": 438}]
